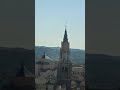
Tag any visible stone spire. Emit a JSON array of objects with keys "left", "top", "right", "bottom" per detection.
[
  {"left": 63, "top": 27, "right": 68, "bottom": 42},
  {"left": 16, "top": 60, "right": 25, "bottom": 77},
  {"left": 42, "top": 52, "right": 45, "bottom": 59}
]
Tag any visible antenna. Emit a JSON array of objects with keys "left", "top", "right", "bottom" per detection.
[{"left": 65, "top": 20, "right": 67, "bottom": 29}]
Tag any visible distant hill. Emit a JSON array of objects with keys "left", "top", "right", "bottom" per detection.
[
  {"left": 1, "top": 47, "right": 120, "bottom": 89},
  {"left": 35, "top": 46, "right": 85, "bottom": 64}
]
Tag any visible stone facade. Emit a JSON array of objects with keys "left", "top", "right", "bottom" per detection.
[{"left": 57, "top": 29, "right": 72, "bottom": 90}]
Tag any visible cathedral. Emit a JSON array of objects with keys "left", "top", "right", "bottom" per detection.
[
  {"left": 35, "top": 27, "right": 85, "bottom": 90},
  {"left": 57, "top": 27, "right": 72, "bottom": 90}
]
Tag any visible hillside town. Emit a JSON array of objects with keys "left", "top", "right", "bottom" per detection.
[
  {"left": 0, "top": 28, "right": 85, "bottom": 90},
  {"left": 35, "top": 28, "right": 85, "bottom": 90}
]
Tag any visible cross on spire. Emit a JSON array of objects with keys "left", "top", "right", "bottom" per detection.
[{"left": 65, "top": 24, "right": 67, "bottom": 30}]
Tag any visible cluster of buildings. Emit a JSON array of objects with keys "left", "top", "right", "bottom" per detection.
[
  {"left": 0, "top": 28, "right": 85, "bottom": 90},
  {"left": 35, "top": 28, "right": 85, "bottom": 90},
  {"left": 0, "top": 61, "right": 35, "bottom": 90}
]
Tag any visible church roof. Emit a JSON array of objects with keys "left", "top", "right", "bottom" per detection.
[
  {"left": 24, "top": 66, "right": 34, "bottom": 77},
  {"left": 36, "top": 61, "right": 49, "bottom": 65},
  {"left": 36, "top": 52, "right": 51, "bottom": 64}
]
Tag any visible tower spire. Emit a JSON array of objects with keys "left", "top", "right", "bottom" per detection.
[
  {"left": 16, "top": 60, "right": 25, "bottom": 77},
  {"left": 42, "top": 52, "right": 45, "bottom": 58},
  {"left": 63, "top": 26, "right": 68, "bottom": 42}
]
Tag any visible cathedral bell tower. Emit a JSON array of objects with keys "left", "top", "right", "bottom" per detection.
[{"left": 57, "top": 27, "right": 72, "bottom": 90}]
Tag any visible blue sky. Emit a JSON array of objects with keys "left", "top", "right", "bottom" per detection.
[{"left": 35, "top": 0, "right": 85, "bottom": 49}]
